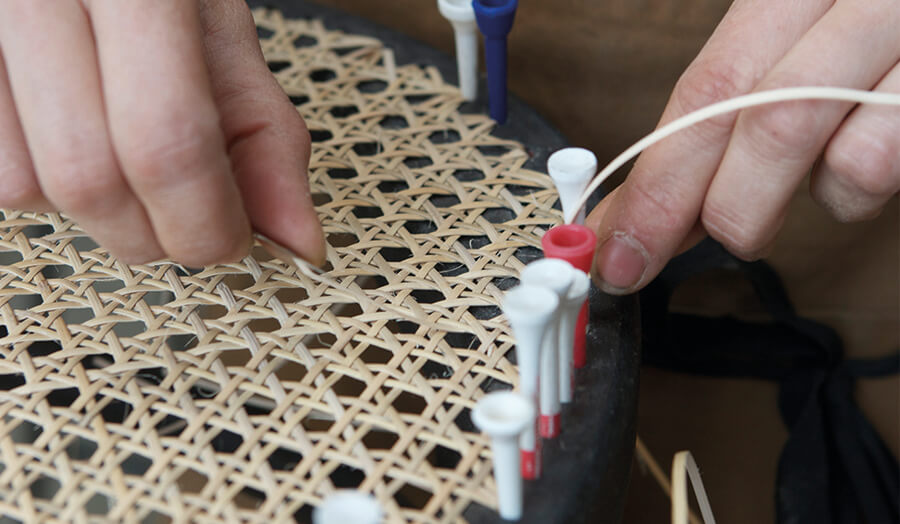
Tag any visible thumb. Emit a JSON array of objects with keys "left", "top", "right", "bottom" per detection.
[{"left": 199, "top": 0, "right": 326, "bottom": 266}]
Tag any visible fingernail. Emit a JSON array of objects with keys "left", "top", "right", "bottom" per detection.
[{"left": 593, "top": 232, "right": 648, "bottom": 294}]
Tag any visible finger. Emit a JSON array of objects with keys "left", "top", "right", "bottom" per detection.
[
  {"left": 812, "top": 62, "right": 900, "bottom": 222},
  {"left": 586, "top": 185, "right": 705, "bottom": 262},
  {"left": 583, "top": 184, "right": 621, "bottom": 230},
  {"left": 586, "top": 0, "right": 832, "bottom": 293},
  {"left": 0, "top": 53, "right": 47, "bottom": 211},
  {"left": 0, "top": 2, "right": 164, "bottom": 262},
  {"left": 198, "top": 0, "right": 326, "bottom": 266},
  {"left": 703, "top": 0, "right": 900, "bottom": 259},
  {"left": 90, "top": 0, "right": 252, "bottom": 267},
  {"left": 673, "top": 222, "right": 708, "bottom": 257}
]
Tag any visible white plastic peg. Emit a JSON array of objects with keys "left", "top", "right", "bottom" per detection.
[
  {"left": 547, "top": 148, "right": 597, "bottom": 225},
  {"left": 557, "top": 269, "right": 590, "bottom": 404},
  {"left": 472, "top": 391, "right": 535, "bottom": 521},
  {"left": 501, "top": 284, "right": 558, "bottom": 480},
  {"left": 520, "top": 258, "right": 574, "bottom": 440},
  {"left": 313, "top": 490, "right": 382, "bottom": 524},
  {"left": 438, "top": 0, "right": 478, "bottom": 101}
]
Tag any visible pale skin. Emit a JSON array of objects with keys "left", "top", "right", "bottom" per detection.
[
  {"left": 0, "top": 0, "right": 325, "bottom": 267},
  {"left": 587, "top": 0, "right": 900, "bottom": 294},
  {"left": 0, "top": 1, "right": 897, "bottom": 282}
]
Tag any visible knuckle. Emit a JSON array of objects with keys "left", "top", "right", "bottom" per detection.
[
  {"left": 672, "top": 57, "right": 758, "bottom": 131},
  {"left": 624, "top": 169, "right": 692, "bottom": 237},
  {"left": 630, "top": 176, "right": 681, "bottom": 231},
  {"left": 123, "top": 114, "right": 224, "bottom": 191},
  {"left": 701, "top": 200, "right": 768, "bottom": 258},
  {"left": 743, "top": 99, "right": 822, "bottom": 154},
  {"left": 41, "top": 154, "right": 123, "bottom": 215},
  {"left": 200, "top": 0, "right": 258, "bottom": 54}
]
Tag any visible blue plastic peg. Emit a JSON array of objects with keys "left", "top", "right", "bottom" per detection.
[{"left": 472, "top": 0, "right": 517, "bottom": 124}]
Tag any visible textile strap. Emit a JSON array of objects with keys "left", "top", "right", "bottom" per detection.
[{"left": 640, "top": 238, "right": 899, "bottom": 524}]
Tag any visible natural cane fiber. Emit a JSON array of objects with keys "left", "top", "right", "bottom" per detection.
[{"left": 0, "top": 8, "right": 563, "bottom": 523}]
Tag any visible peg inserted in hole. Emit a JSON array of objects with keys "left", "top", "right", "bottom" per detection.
[
  {"left": 547, "top": 147, "right": 597, "bottom": 225},
  {"left": 520, "top": 258, "right": 574, "bottom": 439},
  {"left": 473, "top": 0, "right": 517, "bottom": 123},
  {"left": 557, "top": 269, "right": 589, "bottom": 404},
  {"left": 437, "top": 0, "right": 478, "bottom": 101},
  {"left": 501, "top": 284, "right": 558, "bottom": 480},
  {"left": 472, "top": 391, "right": 535, "bottom": 521},
  {"left": 313, "top": 490, "right": 383, "bottom": 524},
  {"left": 542, "top": 224, "right": 597, "bottom": 368}
]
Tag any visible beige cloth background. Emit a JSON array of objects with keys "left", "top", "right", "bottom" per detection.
[{"left": 309, "top": 1, "right": 898, "bottom": 521}]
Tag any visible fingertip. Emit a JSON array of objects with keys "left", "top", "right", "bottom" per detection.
[
  {"left": 287, "top": 187, "right": 328, "bottom": 267},
  {"left": 591, "top": 231, "right": 650, "bottom": 295},
  {"left": 281, "top": 208, "right": 327, "bottom": 268},
  {"left": 102, "top": 222, "right": 167, "bottom": 265},
  {"left": 114, "top": 245, "right": 168, "bottom": 266},
  {"left": 222, "top": 101, "right": 324, "bottom": 267},
  {"left": 219, "top": 224, "right": 255, "bottom": 264},
  {"left": 255, "top": 216, "right": 327, "bottom": 270},
  {"left": 584, "top": 186, "right": 657, "bottom": 295},
  {"left": 729, "top": 242, "right": 773, "bottom": 262},
  {"left": 161, "top": 211, "right": 254, "bottom": 267},
  {"left": 231, "top": 146, "right": 327, "bottom": 267},
  {"left": 811, "top": 156, "right": 896, "bottom": 224}
]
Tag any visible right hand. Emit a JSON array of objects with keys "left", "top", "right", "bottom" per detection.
[{"left": 586, "top": 0, "right": 899, "bottom": 294}]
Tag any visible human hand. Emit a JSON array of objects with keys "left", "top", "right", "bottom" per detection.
[
  {"left": 0, "top": 0, "right": 325, "bottom": 267},
  {"left": 585, "top": 0, "right": 899, "bottom": 294}
]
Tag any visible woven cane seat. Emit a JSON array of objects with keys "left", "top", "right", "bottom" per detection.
[{"left": 0, "top": 7, "right": 576, "bottom": 523}]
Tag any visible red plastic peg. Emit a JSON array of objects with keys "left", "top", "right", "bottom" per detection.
[{"left": 541, "top": 224, "right": 597, "bottom": 368}]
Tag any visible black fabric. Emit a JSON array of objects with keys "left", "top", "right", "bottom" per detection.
[{"left": 640, "top": 238, "right": 899, "bottom": 524}]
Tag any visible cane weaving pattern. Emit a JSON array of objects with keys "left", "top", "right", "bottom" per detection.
[{"left": 0, "top": 8, "right": 562, "bottom": 523}]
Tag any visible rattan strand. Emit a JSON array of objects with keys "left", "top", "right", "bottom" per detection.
[{"left": 0, "top": 8, "right": 563, "bottom": 523}]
